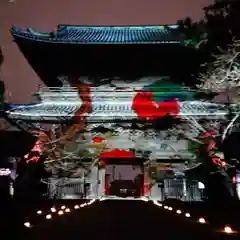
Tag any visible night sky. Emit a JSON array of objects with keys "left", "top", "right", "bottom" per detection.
[{"left": 0, "top": 0, "right": 211, "bottom": 103}]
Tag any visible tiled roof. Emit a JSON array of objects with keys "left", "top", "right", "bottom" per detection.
[{"left": 11, "top": 25, "right": 181, "bottom": 44}]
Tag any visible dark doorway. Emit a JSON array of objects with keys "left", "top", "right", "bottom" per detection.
[{"left": 101, "top": 158, "right": 144, "bottom": 197}]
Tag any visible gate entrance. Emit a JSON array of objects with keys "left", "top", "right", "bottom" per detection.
[{"left": 99, "top": 157, "right": 145, "bottom": 198}]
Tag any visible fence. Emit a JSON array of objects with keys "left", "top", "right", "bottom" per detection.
[
  {"left": 45, "top": 178, "right": 90, "bottom": 199},
  {"left": 164, "top": 178, "right": 205, "bottom": 201},
  {"left": 45, "top": 177, "right": 205, "bottom": 201},
  {"left": 150, "top": 178, "right": 205, "bottom": 202}
]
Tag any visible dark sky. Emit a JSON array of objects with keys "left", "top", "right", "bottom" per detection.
[{"left": 0, "top": 0, "right": 211, "bottom": 103}]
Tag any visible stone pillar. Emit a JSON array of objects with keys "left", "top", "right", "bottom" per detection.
[
  {"left": 88, "top": 166, "right": 105, "bottom": 198},
  {"left": 97, "top": 168, "right": 105, "bottom": 197},
  {"left": 150, "top": 183, "right": 164, "bottom": 201},
  {"left": 88, "top": 166, "right": 97, "bottom": 198},
  {"left": 183, "top": 178, "right": 187, "bottom": 201}
]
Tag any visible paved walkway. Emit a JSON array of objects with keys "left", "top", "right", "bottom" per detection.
[{"left": 22, "top": 200, "right": 236, "bottom": 240}]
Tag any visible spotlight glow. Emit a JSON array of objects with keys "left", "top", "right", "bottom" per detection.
[
  {"left": 168, "top": 207, "right": 173, "bottom": 211},
  {"left": 185, "top": 213, "right": 190, "bottom": 218},
  {"left": 74, "top": 205, "right": 79, "bottom": 209},
  {"left": 46, "top": 214, "right": 52, "bottom": 219},
  {"left": 37, "top": 210, "right": 42, "bottom": 215},
  {"left": 198, "top": 217, "right": 206, "bottom": 224},
  {"left": 61, "top": 205, "right": 66, "bottom": 210},
  {"left": 24, "top": 222, "right": 31, "bottom": 228},
  {"left": 80, "top": 203, "right": 87, "bottom": 207},
  {"left": 224, "top": 226, "right": 233, "bottom": 234},
  {"left": 176, "top": 210, "right": 181, "bottom": 214},
  {"left": 50, "top": 207, "right": 56, "bottom": 213},
  {"left": 65, "top": 208, "right": 70, "bottom": 213},
  {"left": 58, "top": 210, "right": 64, "bottom": 215},
  {"left": 164, "top": 206, "right": 168, "bottom": 209}
]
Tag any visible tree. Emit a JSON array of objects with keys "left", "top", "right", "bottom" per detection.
[
  {"left": 177, "top": 17, "right": 207, "bottom": 50},
  {"left": 25, "top": 123, "right": 93, "bottom": 177},
  {"left": 198, "top": 40, "right": 240, "bottom": 95},
  {"left": 177, "top": 0, "right": 240, "bottom": 91},
  {"left": 197, "top": 40, "right": 240, "bottom": 164},
  {"left": 27, "top": 123, "right": 133, "bottom": 178},
  {"left": 175, "top": 40, "right": 240, "bottom": 201},
  {"left": 178, "top": 1, "right": 240, "bottom": 50},
  {"left": 176, "top": 0, "right": 240, "bottom": 178},
  {"left": 0, "top": 47, "right": 3, "bottom": 69},
  {"left": 0, "top": 47, "right": 4, "bottom": 111}
]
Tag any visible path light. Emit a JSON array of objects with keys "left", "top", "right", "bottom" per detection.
[
  {"left": 88, "top": 199, "right": 96, "bottom": 205},
  {"left": 176, "top": 210, "right": 182, "bottom": 214},
  {"left": 50, "top": 207, "right": 56, "bottom": 213},
  {"left": 100, "top": 197, "right": 107, "bottom": 202},
  {"left": 46, "top": 214, "right": 52, "bottom": 220},
  {"left": 152, "top": 200, "right": 162, "bottom": 207},
  {"left": 224, "top": 226, "right": 233, "bottom": 234},
  {"left": 185, "top": 213, "right": 191, "bottom": 218},
  {"left": 141, "top": 197, "right": 149, "bottom": 202},
  {"left": 168, "top": 207, "right": 173, "bottom": 211},
  {"left": 65, "top": 208, "right": 70, "bottom": 213},
  {"left": 24, "top": 222, "right": 31, "bottom": 228},
  {"left": 24, "top": 200, "right": 96, "bottom": 229},
  {"left": 164, "top": 206, "right": 169, "bottom": 209},
  {"left": 58, "top": 210, "right": 64, "bottom": 216},
  {"left": 198, "top": 217, "right": 206, "bottom": 224}
]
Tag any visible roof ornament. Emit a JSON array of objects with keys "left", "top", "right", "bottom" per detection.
[
  {"left": 56, "top": 25, "right": 68, "bottom": 37},
  {"left": 79, "top": 76, "right": 93, "bottom": 84},
  {"left": 58, "top": 75, "right": 71, "bottom": 87}
]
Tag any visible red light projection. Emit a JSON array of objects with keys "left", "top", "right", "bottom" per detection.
[
  {"left": 99, "top": 149, "right": 136, "bottom": 159},
  {"left": 132, "top": 91, "right": 179, "bottom": 120},
  {"left": 92, "top": 136, "right": 105, "bottom": 143},
  {"left": 24, "top": 131, "right": 48, "bottom": 163},
  {"left": 72, "top": 82, "right": 92, "bottom": 121},
  {"left": 198, "top": 130, "right": 226, "bottom": 167}
]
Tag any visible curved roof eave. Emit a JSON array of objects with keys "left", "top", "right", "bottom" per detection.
[{"left": 11, "top": 24, "right": 182, "bottom": 44}]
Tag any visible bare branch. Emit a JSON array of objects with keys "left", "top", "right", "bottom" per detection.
[
  {"left": 222, "top": 113, "right": 240, "bottom": 141},
  {"left": 198, "top": 40, "right": 240, "bottom": 94}
]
